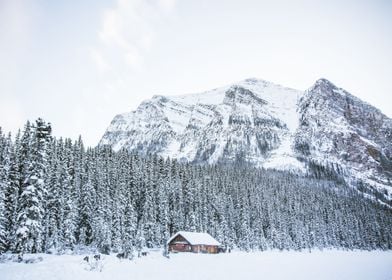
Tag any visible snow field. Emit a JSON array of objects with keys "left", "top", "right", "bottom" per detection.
[{"left": 1, "top": 250, "right": 392, "bottom": 280}]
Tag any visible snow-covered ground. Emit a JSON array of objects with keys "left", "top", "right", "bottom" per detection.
[{"left": 1, "top": 250, "right": 392, "bottom": 280}]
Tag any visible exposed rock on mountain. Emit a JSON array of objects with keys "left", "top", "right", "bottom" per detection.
[{"left": 295, "top": 78, "right": 392, "bottom": 202}]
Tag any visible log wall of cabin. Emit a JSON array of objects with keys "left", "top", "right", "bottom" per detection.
[{"left": 191, "top": 245, "right": 218, "bottom": 254}]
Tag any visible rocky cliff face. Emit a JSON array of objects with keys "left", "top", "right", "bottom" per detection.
[
  {"left": 100, "top": 78, "right": 392, "bottom": 203},
  {"left": 295, "top": 79, "right": 392, "bottom": 202}
]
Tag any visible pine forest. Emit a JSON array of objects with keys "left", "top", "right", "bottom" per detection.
[{"left": 0, "top": 119, "right": 391, "bottom": 259}]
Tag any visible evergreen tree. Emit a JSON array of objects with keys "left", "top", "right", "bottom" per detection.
[
  {"left": 14, "top": 119, "right": 51, "bottom": 255},
  {"left": 123, "top": 199, "right": 137, "bottom": 259},
  {"left": 0, "top": 129, "right": 12, "bottom": 252}
]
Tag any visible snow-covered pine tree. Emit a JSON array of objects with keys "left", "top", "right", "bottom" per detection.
[
  {"left": 43, "top": 139, "right": 61, "bottom": 252},
  {"left": 0, "top": 129, "right": 12, "bottom": 252},
  {"left": 135, "top": 224, "right": 146, "bottom": 257},
  {"left": 78, "top": 164, "right": 96, "bottom": 246},
  {"left": 14, "top": 119, "right": 51, "bottom": 255},
  {"left": 91, "top": 146, "right": 112, "bottom": 254},
  {"left": 71, "top": 136, "right": 85, "bottom": 247},
  {"left": 60, "top": 138, "right": 77, "bottom": 251},
  {"left": 141, "top": 159, "right": 158, "bottom": 248},
  {"left": 110, "top": 149, "right": 128, "bottom": 252},
  {"left": 0, "top": 178, "right": 6, "bottom": 253},
  {"left": 4, "top": 130, "right": 22, "bottom": 252},
  {"left": 123, "top": 197, "right": 137, "bottom": 259},
  {"left": 156, "top": 178, "right": 170, "bottom": 245}
]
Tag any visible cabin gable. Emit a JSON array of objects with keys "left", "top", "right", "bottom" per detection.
[
  {"left": 168, "top": 234, "right": 192, "bottom": 252},
  {"left": 171, "top": 234, "right": 189, "bottom": 244}
]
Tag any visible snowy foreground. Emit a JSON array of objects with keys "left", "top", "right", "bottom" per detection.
[{"left": 1, "top": 250, "right": 392, "bottom": 280}]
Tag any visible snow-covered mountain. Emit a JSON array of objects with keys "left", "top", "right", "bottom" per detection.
[{"left": 100, "top": 78, "right": 392, "bottom": 202}]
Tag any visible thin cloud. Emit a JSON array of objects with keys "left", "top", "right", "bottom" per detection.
[
  {"left": 89, "top": 48, "right": 109, "bottom": 72},
  {"left": 94, "top": 0, "right": 176, "bottom": 71}
]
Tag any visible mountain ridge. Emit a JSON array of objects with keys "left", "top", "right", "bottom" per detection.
[{"left": 100, "top": 77, "right": 392, "bottom": 204}]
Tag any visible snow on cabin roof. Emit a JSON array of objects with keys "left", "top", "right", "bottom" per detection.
[{"left": 167, "top": 231, "right": 221, "bottom": 246}]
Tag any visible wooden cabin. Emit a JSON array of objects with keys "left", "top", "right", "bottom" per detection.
[{"left": 167, "top": 231, "right": 221, "bottom": 254}]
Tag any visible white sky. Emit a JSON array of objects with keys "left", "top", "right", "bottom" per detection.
[{"left": 0, "top": 0, "right": 391, "bottom": 146}]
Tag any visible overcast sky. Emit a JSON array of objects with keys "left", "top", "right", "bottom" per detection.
[{"left": 0, "top": 0, "right": 391, "bottom": 146}]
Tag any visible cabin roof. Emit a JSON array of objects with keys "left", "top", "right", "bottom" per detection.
[{"left": 167, "top": 231, "right": 221, "bottom": 246}]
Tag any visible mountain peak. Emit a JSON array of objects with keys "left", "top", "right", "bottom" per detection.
[
  {"left": 311, "top": 78, "right": 338, "bottom": 92},
  {"left": 242, "top": 77, "right": 273, "bottom": 86}
]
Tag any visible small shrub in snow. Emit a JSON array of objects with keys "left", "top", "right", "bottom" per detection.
[
  {"left": 99, "top": 244, "right": 111, "bottom": 255},
  {"left": 82, "top": 255, "right": 105, "bottom": 272},
  {"left": 0, "top": 254, "right": 11, "bottom": 263},
  {"left": 116, "top": 252, "right": 127, "bottom": 259},
  {"left": 23, "top": 256, "right": 43, "bottom": 264}
]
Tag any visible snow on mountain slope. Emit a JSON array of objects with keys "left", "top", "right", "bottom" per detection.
[
  {"left": 100, "top": 78, "right": 304, "bottom": 170},
  {"left": 100, "top": 77, "right": 392, "bottom": 202}
]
